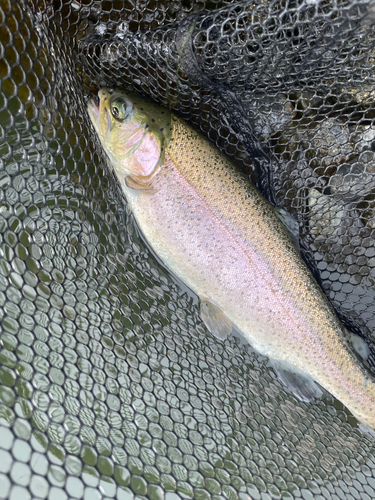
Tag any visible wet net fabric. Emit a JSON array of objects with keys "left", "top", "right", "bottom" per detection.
[{"left": 3, "top": 1, "right": 375, "bottom": 499}]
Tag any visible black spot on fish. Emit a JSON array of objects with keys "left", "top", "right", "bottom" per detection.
[
  {"left": 160, "top": 128, "right": 164, "bottom": 133},
  {"left": 152, "top": 119, "right": 155, "bottom": 123}
]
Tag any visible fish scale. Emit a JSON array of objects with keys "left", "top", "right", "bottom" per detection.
[{"left": 88, "top": 89, "right": 375, "bottom": 432}]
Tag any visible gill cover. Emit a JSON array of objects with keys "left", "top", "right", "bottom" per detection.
[{"left": 99, "top": 89, "right": 173, "bottom": 178}]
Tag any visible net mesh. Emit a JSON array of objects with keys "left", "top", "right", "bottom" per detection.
[{"left": 2, "top": 0, "right": 375, "bottom": 499}]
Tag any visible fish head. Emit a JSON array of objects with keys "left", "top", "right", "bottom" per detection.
[{"left": 88, "top": 88, "right": 172, "bottom": 178}]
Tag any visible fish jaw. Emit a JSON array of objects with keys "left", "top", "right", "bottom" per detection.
[
  {"left": 87, "top": 94, "right": 114, "bottom": 158},
  {"left": 87, "top": 98, "right": 100, "bottom": 135}
]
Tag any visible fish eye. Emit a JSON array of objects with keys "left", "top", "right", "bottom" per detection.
[{"left": 110, "top": 97, "right": 133, "bottom": 122}]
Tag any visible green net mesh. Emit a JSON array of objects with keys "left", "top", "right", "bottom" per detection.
[{"left": 2, "top": 1, "right": 375, "bottom": 499}]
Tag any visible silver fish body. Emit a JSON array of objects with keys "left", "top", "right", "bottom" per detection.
[{"left": 89, "top": 89, "right": 375, "bottom": 431}]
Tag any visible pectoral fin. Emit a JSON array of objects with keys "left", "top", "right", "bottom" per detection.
[
  {"left": 269, "top": 359, "right": 323, "bottom": 402},
  {"left": 347, "top": 330, "right": 369, "bottom": 361},
  {"left": 125, "top": 175, "right": 157, "bottom": 194},
  {"left": 200, "top": 298, "right": 232, "bottom": 341}
]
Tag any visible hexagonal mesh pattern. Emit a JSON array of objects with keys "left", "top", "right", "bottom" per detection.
[{"left": 2, "top": 1, "right": 375, "bottom": 499}]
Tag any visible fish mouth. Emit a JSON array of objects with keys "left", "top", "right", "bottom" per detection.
[
  {"left": 88, "top": 96, "right": 114, "bottom": 140},
  {"left": 88, "top": 98, "right": 100, "bottom": 126}
]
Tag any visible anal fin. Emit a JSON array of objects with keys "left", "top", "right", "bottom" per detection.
[
  {"left": 359, "top": 422, "right": 375, "bottom": 439},
  {"left": 269, "top": 359, "right": 323, "bottom": 402},
  {"left": 200, "top": 298, "right": 232, "bottom": 341}
]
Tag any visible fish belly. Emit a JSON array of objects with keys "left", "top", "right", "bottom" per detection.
[
  {"left": 123, "top": 156, "right": 319, "bottom": 364},
  {"left": 121, "top": 137, "right": 375, "bottom": 430},
  {"left": 111, "top": 114, "right": 375, "bottom": 429}
]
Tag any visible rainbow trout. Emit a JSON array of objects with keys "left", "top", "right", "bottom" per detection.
[{"left": 88, "top": 88, "right": 375, "bottom": 431}]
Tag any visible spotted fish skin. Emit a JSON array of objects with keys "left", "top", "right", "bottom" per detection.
[{"left": 88, "top": 88, "right": 375, "bottom": 430}]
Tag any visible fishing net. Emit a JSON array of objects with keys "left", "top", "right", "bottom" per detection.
[{"left": 2, "top": 0, "right": 375, "bottom": 498}]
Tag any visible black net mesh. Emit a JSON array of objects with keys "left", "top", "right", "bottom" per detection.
[{"left": 2, "top": 0, "right": 375, "bottom": 499}]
